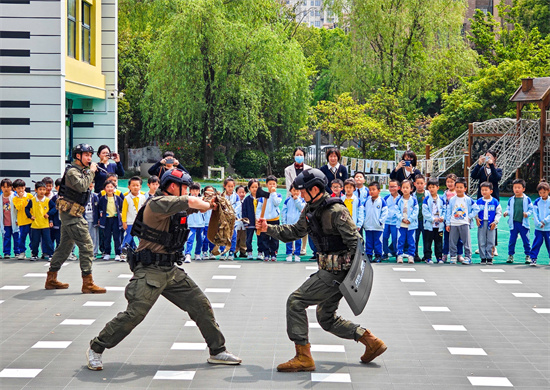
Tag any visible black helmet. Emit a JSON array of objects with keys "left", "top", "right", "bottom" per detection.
[
  {"left": 293, "top": 168, "right": 327, "bottom": 192},
  {"left": 72, "top": 143, "right": 94, "bottom": 158},
  {"left": 160, "top": 168, "right": 192, "bottom": 191}
]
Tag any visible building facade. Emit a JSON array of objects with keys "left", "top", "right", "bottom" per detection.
[
  {"left": 463, "top": 0, "right": 513, "bottom": 32},
  {"left": 286, "top": 0, "right": 338, "bottom": 29},
  {"left": 0, "top": 0, "right": 118, "bottom": 185}
]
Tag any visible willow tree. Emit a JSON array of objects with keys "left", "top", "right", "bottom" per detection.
[
  {"left": 330, "top": 0, "right": 477, "bottom": 101},
  {"left": 143, "top": 0, "right": 310, "bottom": 175}
]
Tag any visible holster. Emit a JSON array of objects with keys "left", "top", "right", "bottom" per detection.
[
  {"left": 318, "top": 252, "right": 352, "bottom": 274},
  {"left": 132, "top": 249, "right": 183, "bottom": 268},
  {"left": 127, "top": 247, "right": 137, "bottom": 272}
]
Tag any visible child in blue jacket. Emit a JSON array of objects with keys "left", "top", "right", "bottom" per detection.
[
  {"left": 256, "top": 176, "right": 282, "bottom": 261},
  {"left": 475, "top": 182, "right": 502, "bottom": 265},
  {"left": 396, "top": 180, "right": 419, "bottom": 264},
  {"left": 184, "top": 183, "right": 205, "bottom": 263},
  {"left": 282, "top": 185, "right": 306, "bottom": 262},
  {"left": 503, "top": 179, "right": 533, "bottom": 264},
  {"left": 362, "top": 182, "right": 388, "bottom": 263},
  {"left": 98, "top": 180, "right": 123, "bottom": 261},
  {"left": 529, "top": 181, "right": 549, "bottom": 266},
  {"left": 445, "top": 178, "right": 477, "bottom": 265},
  {"left": 382, "top": 179, "right": 401, "bottom": 260},
  {"left": 422, "top": 179, "right": 446, "bottom": 264}
]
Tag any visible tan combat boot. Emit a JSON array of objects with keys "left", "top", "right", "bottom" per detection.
[
  {"left": 81, "top": 274, "right": 106, "bottom": 294},
  {"left": 276, "top": 343, "right": 316, "bottom": 372},
  {"left": 358, "top": 329, "right": 387, "bottom": 363},
  {"left": 45, "top": 271, "right": 69, "bottom": 290}
]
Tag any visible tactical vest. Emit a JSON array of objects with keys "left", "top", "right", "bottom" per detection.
[
  {"left": 306, "top": 197, "right": 349, "bottom": 254},
  {"left": 131, "top": 197, "right": 190, "bottom": 253},
  {"left": 58, "top": 165, "right": 91, "bottom": 206}
]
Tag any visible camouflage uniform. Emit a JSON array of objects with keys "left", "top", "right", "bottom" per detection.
[
  {"left": 89, "top": 195, "right": 226, "bottom": 356},
  {"left": 49, "top": 163, "right": 95, "bottom": 276},
  {"left": 266, "top": 193, "right": 367, "bottom": 345}
]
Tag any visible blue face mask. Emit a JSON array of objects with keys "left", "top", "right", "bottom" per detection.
[{"left": 295, "top": 155, "right": 304, "bottom": 164}]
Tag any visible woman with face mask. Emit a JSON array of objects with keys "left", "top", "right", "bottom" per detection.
[{"left": 284, "top": 147, "right": 312, "bottom": 197}]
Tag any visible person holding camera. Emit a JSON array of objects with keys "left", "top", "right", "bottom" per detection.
[
  {"left": 470, "top": 150, "right": 502, "bottom": 201},
  {"left": 390, "top": 151, "right": 422, "bottom": 193},
  {"left": 94, "top": 145, "right": 125, "bottom": 194},
  {"left": 148, "top": 151, "right": 188, "bottom": 178}
]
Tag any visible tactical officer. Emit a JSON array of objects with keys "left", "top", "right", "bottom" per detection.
[
  {"left": 86, "top": 168, "right": 242, "bottom": 370},
  {"left": 45, "top": 144, "right": 106, "bottom": 293},
  {"left": 256, "top": 168, "right": 387, "bottom": 372}
]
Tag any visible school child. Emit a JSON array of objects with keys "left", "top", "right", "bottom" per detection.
[
  {"left": 99, "top": 173, "right": 124, "bottom": 202},
  {"left": 222, "top": 177, "right": 240, "bottom": 260},
  {"left": 49, "top": 179, "right": 62, "bottom": 250},
  {"left": 145, "top": 175, "right": 160, "bottom": 200},
  {"left": 42, "top": 177, "right": 55, "bottom": 199},
  {"left": 330, "top": 179, "right": 343, "bottom": 198},
  {"left": 362, "top": 182, "right": 388, "bottom": 263},
  {"left": 256, "top": 175, "right": 282, "bottom": 261},
  {"left": 503, "top": 178, "right": 533, "bottom": 264},
  {"left": 235, "top": 185, "right": 248, "bottom": 258},
  {"left": 12, "top": 179, "right": 33, "bottom": 259},
  {"left": 414, "top": 175, "right": 430, "bottom": 262},
  {"left": 282, "top": 185, "right": 306, "bottom": 261},
  {"left": 84, "top": 181, "right": 100, "bottom": 258},
  {"left": 98, "top": 180, "right": 123, "bottom": 261},
  {"left": 353, "top": 171, "right": 370, "bottom": 203},
  {"left": 382, "top": 179, "right": 401, "bottom": 261},
  {"left": 1, "top": 178, "right": 19, "bottom": 258},
  {"left": 199, "top": 185, "right": 216, "bottom": 260},
  {"left": 396, "top": 180, "right": 419, "bottom": 264},
  {"left": 475, "top": 182, "right": 502, "bottom": 265},
  {"left": 530, "top": 181, "right": 550, "bottom": 266},
  {"left": 442, "top": 174, "right": 464, "bottom": 262},
  {"left": 445, "top": 177, "right": 477, "bottom": 265},
  {"left": 242, "top": 179, "right": 259, "bottom": 259},
  {"left": 341, "top": 178, "right": 364, "bottom": 229},
  {"left": 422, "top": 179, "right": 446, "bottom": 264},
  {"left": 184, "top": 183, "right": 205, "bottom": 263},
  {"left": 25, "top": 181, "right": 55, "bottom": 260},
  {"left": 121, "top": 176, "right": 146, "bottom": 253}
]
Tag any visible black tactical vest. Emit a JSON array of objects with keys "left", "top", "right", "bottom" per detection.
[
  {"left": 131, "top": 197, "right": 190, "bottom": 253},
  {"left": 58, "top": 165, "right": 91, "bottom": 206},
  {"left": 306, "top": 197, "right": 349, "bottom": 254}
]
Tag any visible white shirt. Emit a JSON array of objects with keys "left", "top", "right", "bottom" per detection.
[
  {"left": 450, "top": 196, "right": 469, "bottom": 226},
  {"left": 400, "top": 204, "right": 409, "bottom": 228},
  {"left": 431, "top": 199, "right": 440, "bottom": 228}
]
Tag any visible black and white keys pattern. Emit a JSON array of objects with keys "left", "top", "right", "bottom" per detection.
[{"left": 0, "top": 259, "right": 549, "bottom": 389}]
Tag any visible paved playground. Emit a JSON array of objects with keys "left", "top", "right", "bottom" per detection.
[{"left": 0, "top": 258, "right": 548, "bottom": 389}]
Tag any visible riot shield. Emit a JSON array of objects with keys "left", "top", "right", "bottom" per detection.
[{"left": 339, "top": 238, "right": 373, "bottom": 316}]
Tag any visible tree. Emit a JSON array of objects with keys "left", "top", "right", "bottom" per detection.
[
  {"left": 330, "top": 0, "right": 477, "bottom": 102},
  {"left": 143, "top": 0, "right": 310, "bottom": 175}
]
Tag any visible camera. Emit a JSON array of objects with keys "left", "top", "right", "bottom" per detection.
[
  {"left": 480, "top": 156, "right": 487, "bottom": 163},
  {"left": 404, "top": 161, "right": 411, "bottom": 167},
  {"left": 110, "top": 152, "right": 118, "bottom": 159},
  {"left": 165, "top": 158, "right": 174, "bottom": 164}
]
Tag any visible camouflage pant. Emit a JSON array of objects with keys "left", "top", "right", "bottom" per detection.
[
  {"left": 287, "top": 269, "right": 365, "bottom": 345},
  {"left": 49, "top": 219, "right": 93, "bottom": 276},
  {"left": 90, "top": 264, "right": 226, "bottom": 355}
]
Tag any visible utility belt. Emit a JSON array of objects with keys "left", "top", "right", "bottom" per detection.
[
  {"left": 127, "top": 248, "right": 183, "bottom": 272},
  {"left": 56, "top": 198, "right": 85, "bottom": 218},
  {"left": 318, "top": 252, "right": 352, "bottom": 274}
]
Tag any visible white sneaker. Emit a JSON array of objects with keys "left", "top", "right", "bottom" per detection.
[
  {"left": 407, "top": 256, "right": 415, "bottom": 264},
  {"left": 103, "top": 254, "right": 110, "bottom": 261},
  {"left": 462, "top": 257, "right": 472, "bottom": 265},
  {"left": 450, "top": 257, "right": 457, "bottom": 264},
  {"left": 86, "top": 347, "right": 103, "bottom": 370},
  {"left": 457, "top": 255, "right": 465, "bottom": 263},
  {"left": 17, "top": 253, "right": 25, "bottom": 260},
  {"left": 247, "top": 252, "right": 253, "bottom": 260},
  {"left": 475, "top": 249, "right": 480, "bottom": 254},
  {"left": 195, "top": 254, "right": 202, "bottom": 261},
  {"left": 202, "top": 251, "right": 208, "bottom": 259},
  {"left": 207, "top": 350, "right": 242, "bottom": 365},
  {"left": 300, "top": 249, "right": 307, "bottom": 256},
  {"left": 286, "top": 255, "right": 293, "bottom": 262},
  {"left": 294, "top": 255, "right": 301, "bottom": 262},
  {"left": 397, "top": 255, "right": 403, "bottom": 263},
  {"left": 114, "top": 255, "right": 121, "bottom": 262},
  {"left": 184, "top": 254, "right": 191, "bottom": 263},
  {"left": 68, "top": 253, "right": 78, "bottom": 261},
  {"left": 257, "top": 253, "right": 265, "bottom": 261},
  {"left": 493, "top": 247, "right": 498, "bottom": 257}
]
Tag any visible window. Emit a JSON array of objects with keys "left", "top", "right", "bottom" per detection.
[
  {"left": 67, "top": 0, "right": 76, "bottom": 58},
  {"left": 315, "top": 10, "right": 320, "bottom": 16},
  {"left": 315, "top": 0, "right": 321, "bottom": 6},
  {"left": 82, "top": 1, "right": 91, "bottom": 63},
  {"left": 315, "top": 21, "right": 320, "bottom": 27},
  {"left": 310, "top": 1, "right": 314, "bottom": 5},
  {"left": 310, "top": 10, "right": 314, "bottom": 16}
]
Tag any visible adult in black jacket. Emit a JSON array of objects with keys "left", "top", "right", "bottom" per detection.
[
  {"left": 319, "top": 147, "right": 348, "bottom": 194},
  {"left": 147, "top": 151, "right": 188, "bottom": 178},
  {"left": 390, "top": 151, "right": 421, "bottom": 193},
  {"left": 470, "top": 150, "right": 502, "bottom": 200}
]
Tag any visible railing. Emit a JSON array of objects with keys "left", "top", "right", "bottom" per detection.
[{"left": 467, "top": 119, "right": 541, "bottom": 195}]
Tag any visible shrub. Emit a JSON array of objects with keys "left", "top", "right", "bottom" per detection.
[{"left": 233, "top": 149, "right": 269, "bottom": 178}]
